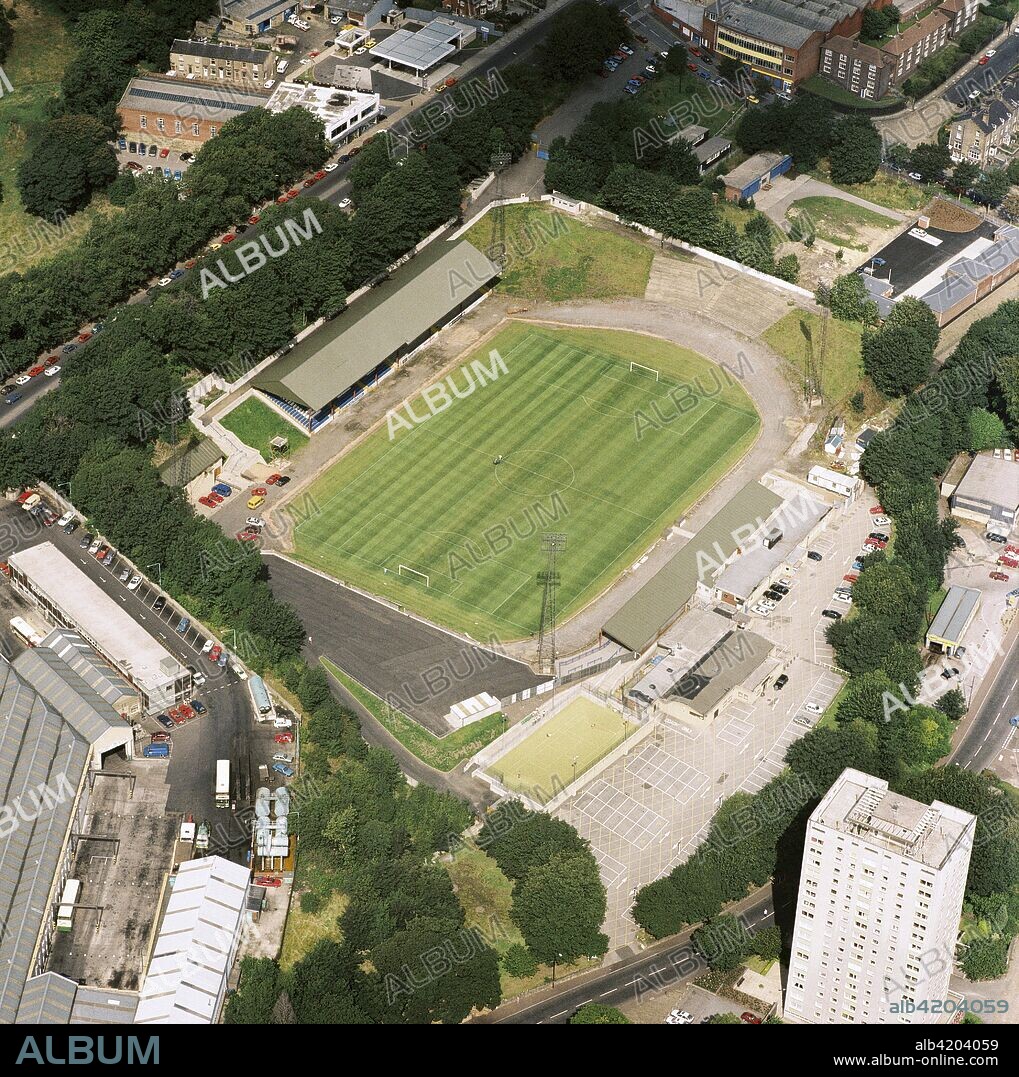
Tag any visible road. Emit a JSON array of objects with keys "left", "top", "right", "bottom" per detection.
[
  {"left": 943, "top": 30, "right": 1019, "bottom": 108},
  {"left": 951, "top": 616, "right": 1019, "bottom": 773}
]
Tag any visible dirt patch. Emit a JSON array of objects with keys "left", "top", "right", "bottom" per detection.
[{"left": 925, "top": 197, "right": 982, "bottom": 233}]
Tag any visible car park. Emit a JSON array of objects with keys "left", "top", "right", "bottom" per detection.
[{"left": 156, "top": 713, "right": 174, "bottom": 730}]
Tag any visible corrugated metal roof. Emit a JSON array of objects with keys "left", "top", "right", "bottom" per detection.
[
  {"left": 157, "top": 436, "right": 224, "bottom": 487},
  {"left": 41, "top": 629, "right": 138, "bottom": 711},
  {"left": 71, "top": 986, "right": 140, "bottom": 1024},
  {"left": 927, "top": 585, "right": 980, "bottom": 645},
  {"left": 135, "top": 857, "right": 250, "bottom": 1024},
  {"left": 15, "top": 973, "right": 78, "bottom": 1024},
  {"left": 253, "top": 239, "right": 500, "bottom": 411},
  {"left": 0, "top": 659, "right": 91, "bottom": 1024},
  {"left": 117, "top": 76, "right": 269, "bottom": 123},
  {"left": 602, "top": 481, "right": 783, "bottom": 653}
]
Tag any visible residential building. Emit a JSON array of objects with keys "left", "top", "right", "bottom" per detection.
[
  {"left": 7, "top": 542, "right": 192, "bottom": 713},
  {"left": 786, "top": 769, "right": 976, "bottom": 1024},
  {"left": 939, "top": 0, "right": 979, "bottom": 36},
  {"left": 169, "top": 39, "right": 274, "bottom": 89},
  {"left": 721, "top": 151, "right": 793, "bottom": 201},
  {"left": 819, "top": 36, "right": 896, "bottom": 99},
  {"left": 442, "top": 0, "right": 502, "bottom": 18},
  {"left": 948, "top": 81, "right": 1019, "bottom": 167},
  {"left": 116, "top": 75, "right": 270, "bottom": 146},
  {"left": 882, "top": 8, "right": 950, "bottom": 84}
]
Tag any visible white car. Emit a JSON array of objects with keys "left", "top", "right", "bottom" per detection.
[
  {"left": 355, "top": 46, "right": 367, "bottom": 54},
  {"left": 832, "top": 591, "right": 852, "bottom": 604},
  {"left": 201, "top": 638, "right": 215, "bottom": 654},
  {"left": 57, "top": 510, "right": 75, "bottom": 527},
  {"left": 793, "top": 716, "right": 813, "bottom": 728},
  {"left": 263, "top": 79, "right": 275, "bottom": 90},
  {"left": 44, "top": 365, "right": 60, "bottom": 377},
  {"left": 665, "top": 1009, "right": 693, "bottom": 1025},
  {"left": 193, "top": 670, "right": 207, "bottom": 686},
  {"left": 159, "top": 276, "right": 173, "bottom": 286},
  {"left": 15, "top": 375, "right": 30, "bottom": 385},
  {"left": 337, "top": 196, "right": 351, "bottom": 209},
  {"left": 986, "top": 49, "right": 996, "bottom": 57},
  {"left": 872, "top": 515, "right": 890, "bottom": 526},
  {"left": 907, "top": 171, "right": 923, "bottom": 181},
  {"left": 88, "top": 538, "right": 102, "bottom": 555},
  {"left": 128, "top": 575, "right": 142, "bottom": 591},
  {"left": 751, "top": 604, "right": 772, "bottom": 616},
  {"left": 324, "top": 162, "right": 339, "bottom": 172},
  {"left": 246, "top": 516, "right": 265, "bottom": 528},
  {"left": 330, "top": 14, "right": 342, "bottom": 23},
  {"left": 272, "top": 752, "right": 294, "bottom": 763},
  {"left": 803, "top": 702, "right": 824, "bottom": 715}
]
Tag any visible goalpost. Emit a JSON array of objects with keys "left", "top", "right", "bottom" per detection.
[
  {"left": 629, "top": 361, "right": 660, "bottom": 382},
  {"left": 397, "top": 564, "right": 430, "bottom": 588}
]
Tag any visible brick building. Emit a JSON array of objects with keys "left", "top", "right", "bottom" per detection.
[
  {"left": 819, "top": 35, "right": 896, "bottom": 99},
  {"left": 116, "top": 76, "right": 270, "bottom": 147},
  {"left": 169, "top": 39, "right": 274, "bottom": 89},
  {"left": 948, "top": 80, "right": 1019, "bottom": 167}
]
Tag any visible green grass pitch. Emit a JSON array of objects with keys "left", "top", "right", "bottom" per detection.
[
  {"left": 291, "top": 323, "right": 760, "bottom": 640},
  {"left": 487, "top": 696, "right": 636, "bottom": 804}
]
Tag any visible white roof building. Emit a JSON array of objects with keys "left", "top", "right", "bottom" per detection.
[
  {"left": 135, "top": 856, "right": 250, "bottom": 1024},
  {"left": 7, "top": 542, "right": 189, "bottom": 713},
  {"left": 264, "top": 81, "right": 380, "bottom": 142}
]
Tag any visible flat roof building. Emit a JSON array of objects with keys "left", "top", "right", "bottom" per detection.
[
  {"left": 253, "top": 238, "right": 500, "bottom": 430},
  {"left": 219, "top": 0, "right": 298, "bottom": 35},
  {"left": 135, "top": 856, "right": 250, "bottom": 1024},
  {"left": 919, "top": 224, "right": 1019, "bottom": 328},
  {"left": 264, "top": 81, "right": 381, "bottom": 143},
  {"left": 369, "top": 16, "right": 475, "bottom": 76},
  {"left": 926, "top": 585, "right": 981, "bottom": 657},
  {"left": 721, "top": 152, "right": 793, "bottom": 202},
  {"left": 786, "top": 768, "right": 974, "bottom": 1023},
  {"left": 947, "top": 451, "right": 1019, "bottom": 532},
  {"left": 8, "top": 542, "right": 191, "bottom": 713}
]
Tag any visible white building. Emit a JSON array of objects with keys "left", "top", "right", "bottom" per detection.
[
  {"left": 264, "top": 81, "right": 380, "bottom": 143},
  {"left": 7, "top": 542, "right": 191, "bottom": 713},
  {"left": 786, "top": 769, "right": 975, "bottom": 1025},
  {"left": 135, "top": 856, "right": 250, "bottom": 1024},
  {"left": 808, "top": 464, "right": 859, "bottom": 499}
]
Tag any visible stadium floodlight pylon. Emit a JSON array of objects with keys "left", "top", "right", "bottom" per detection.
[{"left": 536, "top": 532, "right": 566, "bottom": 676}]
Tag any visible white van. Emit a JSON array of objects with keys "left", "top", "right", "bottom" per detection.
[
  {"left": 276, "top": 59, "right": 289, "bottom": 74},
  {"left": 273, "top": 716, "right": 293, "bottom": 729}
]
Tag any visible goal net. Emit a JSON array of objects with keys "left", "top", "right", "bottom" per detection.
[
  {"left": 629, "top": 361, "right": 660, "bottom": 382},
  {"left": 397, "top": 564, "right": 430, "bottom": 588}
]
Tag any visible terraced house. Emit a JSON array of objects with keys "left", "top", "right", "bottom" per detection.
[
  {"left": 169, "top": 39, "right": 274, "bottom": 89},
  {"left": 948, "top": 79, "right": 1019, "bottom": 167}
]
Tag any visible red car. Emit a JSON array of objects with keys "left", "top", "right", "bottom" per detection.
[
  {"left": 78, "top": 332, "right": 93, "bottom": 343},
  {"left": 687, "top": 62, "right": 697, "bottom": 72},
  {"left": 314, "top": 170, "right": 326, "bottom": 180},
  {"left": 222, "top": 234, "right": 236, "bottom": 244},
  {"left": 185, "top": 259, "right": 196, "bottom": 269},
  {"left": 179, "top": 703, "right": 195, "bottom": 720},
  {"left": 248, "top": 214, "right": 261, "bottom": 225},
  {"left": 303, "top": 177, "right": 317, "bottom": 187},
  {"left": 287, "top": 188, "right": 300, "bottom": 198},
  {"left": 1004, "top": 544, "right": 1019, "bottom": 556},
  {"left": 208, "top": 491, "right": 224, "bottom": 505},
  {"left": 252, "top": 486, "right": 268, "bottom": 497},
  {"left": 869, "top": 539, "right": 888, "bottom": 549},
  {"left": 44, "top": 356, "right": 59, "bottom": 366},
  {"left": 869, "top": 505, "right": 885, "bottom": 515},
  {"left": 999, "top": 556, "right": 1019, "bottom": 569},
  {"left": 979, "top": 55, "right": 989, "bottom": 64},
  {"left": 274, "top": 732, "right": 294, "bottom": 744},
  {"left": 740, "top": 1012, "right": 762, "bottom": 1024},
  {"left": 95, "top": 545, "right": 108, "bottom": 560},
  {"left": 843, "top": 574, "right": 858, "bottom": 584},
  {"left": 690, "top": 47, "right": 701, "bottom": 56},
  {"left": 237, "top": 529, "right": 260, "bottom": 541},
  {"left": 170, "top": 708, "right": 187, "bottom": 725},
  {"left": 254, "top": 875, "right": 282, "bottom": 888},
  {"left": 266, "top": 473, "right": 282, "bottom": 485},
  {"left": 27, "top": 365, "right": 46, "bottom": 377},
  {"left": 990, "top": 571, "right": 1010, "bottom": 582},
  {"left": 209, "top": 644, "right": 223, "bottom": 662},
  {"left": 199, "top": 495, "right": 216, "bottom": 508},
  {"left": 276, "top": 195, "right": 288, "bottom": 205},
  {"left": 159, "top": 148, "right": 170, "bottom": 158},
  {"left": 151, "top": 732, "right": 172, "bottom": 743}
]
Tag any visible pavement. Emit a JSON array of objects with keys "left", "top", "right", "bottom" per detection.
[{"left": 753, "top": 174, "right": 908, "bottom": 228}]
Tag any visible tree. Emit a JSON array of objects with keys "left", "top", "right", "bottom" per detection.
[
  {"left": 784, "top": 95, "right": 835, "bottom": 171},
  {"left": 510, "top": 853, "right": 609, "bottom": 965},
  {"left": 718, "top": 56, "right": 741, "bottom": 83},
  {"left": 661, "top": 44, "right": 689, "bottom": 81},
  {"left": 962, "top": 937, "right": 1009, "bottom": 981},
  {"left": 785, "top": 721, "right": 882, "bottom": 790},
  {"left": 17, "top": 115, "right": 118, "bottom": 219},
  {"left": 885, "top": 143, "right": 910, "bottom": 169},
  {"left": 751, "top": 925, "right": 781, "bottom": 962},
  {"left": 224, "top": 958, "right": 282, "bottom": 1023},
  {"left": 501, "top": 943, "right": 538, "bottom": 978},
  {"left": 706, "top": 1011, "right": 741, "bottom": 1023},
  {"left": 908, "top": 142, "right": 950, "bottom": 183},
  {"left": 863, "top": 297, "right": 939, "bottom": 396},
  {"left": 967, "top": 407, "right": 1006, "bottom": 450},
  {"left": 478, "top": 804, "right": 591, "bottom": 883},
  {"left": 0, "top": 6, "right": 12, "bottom": 65},
  {"left": 692, "top": 915, "right": 751, "bottom": 971},
  {"left": 829, "top": 116, "right": 882, "bottom": 185},
  {"left": 1002, "top": 192, "right": 1019, "bottom": 222},
  {"left": 975, "top": 168, "right": 1009, "bottom": 207},
  {"left": 935, "top": 688, "right": 967, "bottom": 721},
  {"left": 824, "top": 272, "right": 878, "bottom": 323},
  {"left": 570, "top": 1003, "right": 630, "bottom": 1024},
  {"left": 949, "top": 160, "right": 979, "bottom": 193},
  {"left": 537, "top": 1, "right": 627, "bottom": 83},
  {"left": 632, "top": 877, "right": 686, "bottom": 938}
]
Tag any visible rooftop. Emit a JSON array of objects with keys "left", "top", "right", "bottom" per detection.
[
  {"left": 721, "top": 151, "right": 791, "bottom": 192},
  {"left": 883, "top": 9, "right": 950, "bottom": 56},
  {"left": 170, "top": 38, "right": 269, "bottom": 65},
  {"left": 220, "top": 0, "right": 295, "bottom": 21},
  {"left": 666, "top": 629, "right": 774, "bottom": 716},
  {"left": 369, "top": 17, "right": 467, "bottom": 71},
  {"left": 823, "top": 34, "right": 896, "bottom": 68},
  {"left": 157, "top": 435, "right": 224, "bottom": 487},
  {"left": 253, "top": 239, "right": 500, "bottom": 412},
  {"left": 264, "top": 81, "right": 380, "bottom": 131},
  {"left": 710, "top": 0, "right": 859, "bottom": 49},
  {"left": 927, "top": 585, "right": 981, "bottom": 645},
  {"left": 953, "top": 450, "right": 1019, "bottom": 510},
  {"left": 815, "top": 769, "right": 975, "bottom": 870},
  {"left": 117, "top": 75, "right": 269, "bottom": 124},
  {"left": 8, "top": 542, "right": 186, "bottom": 696}
]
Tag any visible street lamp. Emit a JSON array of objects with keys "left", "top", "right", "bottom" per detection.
[
  {"left": 551, "top": 952, "right": 563, "bottom": 987},
  {"left": 147, "top": 562, "right": 162, "bottom": 586}
]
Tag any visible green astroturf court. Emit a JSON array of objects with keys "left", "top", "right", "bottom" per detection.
[
  {"left": 487, "top": 696, "right": 636, "bottom": 804},
  {"left": 291, "top": 322, "right": 760, "bottom": 639}
]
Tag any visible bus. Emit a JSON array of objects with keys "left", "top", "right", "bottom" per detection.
[
  {"left": 215, "top": 759, "right": 230, "bottom": 808},
  {"left": 9, "top": 616, "right": 44, "bottom": 648},
  {"left": 56, "top": 879, "right": 81, "bottom": 932}
]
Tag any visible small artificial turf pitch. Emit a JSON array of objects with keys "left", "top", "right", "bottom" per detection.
[
  {"left": 487, "top": 696, "right": 636, "bottom": 804},
  {"left": 292, "top": 323, "right": 759, "bottom": 639}
]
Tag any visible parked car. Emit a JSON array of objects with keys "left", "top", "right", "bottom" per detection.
[
  {"left": 156, "top": 714, "right": 174, "bottom": 730},
  {"left": 94, "top": 544, "right": 108, "bottom": 561},
  {"left": 941, "top": 666, "right": 960, "bottom": 680},
  {"left": 991, "top": 571, "right": 1010, "bottom": 581},
  {"left": 176, "top": 616, "right": 190, "bottom": 634},
  {"left": 665, "top": 1009, "right": 693, "bottom": 1025},
  {"left": 774, "top": 674, "right": 789, "bottom": 690},
  {"left": 266, "top": 473, "right": 282, "bottom": 485},
  {"left": 254, "top": 875, "right": 282, "bottom": 887},
  {"left": 201, "top": 638, "right": 215, "bottom": 654},
  {"left": 118, "top": 568, "right": 131, "bottom": 583},
  {"left": 198, "top": 495, "right": 216, "bottom": 508},
  {"left": 793, "top": 716, "right": 813, "bottom": 728},
  {"left": 192, "top": 699, "right": 207, "bottom": 714},
  {"left": 999, "top": 556, "right": 1019, "bottom": 569},
  {"left": 869, "top": 532, "right": 890, "bottom": 542},
  {"left": 274, "top": 732, "right": 295, "bottom": 744},
  {"left": 79, "top": 532, "right": 94, "bottom": 549},
  {"left": 247, "top": 516, "right": 265, "bottom": 528},
  {"left": 151, "top": 732, "right": 171, "bottom": 743},
  {"left": 741, "top": 1012, "right": 762, "bottom": 1025},
  {"left": 44, "top": 365, "right": 60, "bottom": 377},
  {"left": 272, "top": 752, "right": 294, "bottom": 763},
  {"left": 869, "top": 505, "right": 886, "bottom": 515},
  {"left": 153, "top": 595, "right": 166, "bottom": 612},
  {"left": 821, "top": 608, "right": 842, "bottom": 619},
  {"left": 807, "top": 550, "right": 823, "bottom": 562},
  {"left": 128, "top": 575, "right": 142, "bottom": 591},
  {"left": 209, "top": 644, "right": 223, "bottom": 662},
  {"left": 771, "top": 582, "right": 789, "bottom": 595},
  {"left": 272, "top": 762, "right": 295, "bottom": 778}
]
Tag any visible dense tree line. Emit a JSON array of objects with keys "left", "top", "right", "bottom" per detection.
[
  {"left": 0, "top": 5, "right": 13, "bottom": 65},
  {"left": 545, "top": 100, "right": 799, "bottom": 284},
  {"left": 634, "top": 301, "right": 1019, "bottom": 981}
]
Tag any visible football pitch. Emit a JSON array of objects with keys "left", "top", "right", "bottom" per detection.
[
  {"left": 487, "top": 696, "right": 635, "bottom": 805},
  {"left": 291, "top": 323, "right": 760, "bottom": 640}
]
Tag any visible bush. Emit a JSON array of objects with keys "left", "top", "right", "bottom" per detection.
[{"left": 501, "top": 943, "right": 539, "bottom": 978}]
